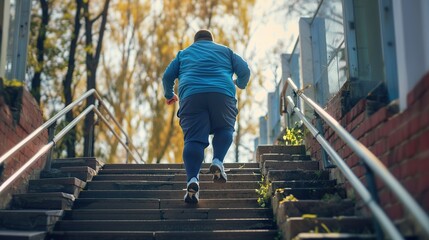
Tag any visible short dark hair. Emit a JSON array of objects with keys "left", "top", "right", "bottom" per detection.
[{"left": 194, "top": 30, "right": 214, "bottom": 42}]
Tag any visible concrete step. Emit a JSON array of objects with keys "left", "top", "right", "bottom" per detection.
[
  {"left": 3, "top": 159, "right": 276, "bottom": 239},
  {"left": 79, "top": 189, "right": 258, "bottom": 199},
  {"left": 271, "top": 189, "right": 346, "bottom": 217},
  {"left": 102, "top": 162, "right": 260, "bottom": 169},
  {"left": 0, "top": 210, "right": 63, "bottom": 231},
  {"left": 63, "top": 208, "right": 273, "bottom": 220},
  {"left": 41, "top": 166, "right": 96, "bottom": 182},
  {"left": 266, "top": 170, "right": 329, "bottom": 181},
  {"left": 294, "top": 233, "right": 376, "bottom": 239},
  {"left": 272, "top": 187, "right": 347, "bottom": 201},
  {"left": 73, "top": 198, "right": 261, "bottom": 209},
  {"left": 271, "top": 180, "right": 337, "bottom": 190},
  {"left": 275, "top": 200, "right": 356, "bottom": 226},
  {"left": 259, "top": 153, "right": 312, "bottom": 168},
  {"left": 256, "top": 145, "right": 306, "bottom": 162},
  {"left": 161, "top": 198, "right": 262, "bottom": 209},
  {"left": 49, "top": 229, "right": 277, "bottom": 240},
  {"left": 263, "top": 160, "right": 319, "bottom": 174},
  {"left": 154, "top": 230, "right": 278, "bottom": 240},
  {"left": 85, "top": 180, "right": 259, "bottom": 190},
  {"left": 12, "top": 192, "right": 75, "bottom": 210},
  {"left": 28, "top": 178, "right": 86, "bottom": 197},
  {"left": 284, "top": 217, "right": 373, "bottom": 240},
  {"left": 0, "top": 230, "right": 46, "bottom": 240},
  {"left": 93, "top": 173, "right": 262, "bottom": 182},
  {"left": 98, "top": 168, "right": 261, "bottom": 175},
  {"left": 54, "top": 219, "right": 275, "bottom": 231},
  {"left": 51, "top": 158, "right": 103, "bottom": 172},
  {"left": 261, "top": 154, "right": 312, "bottom": 161}
]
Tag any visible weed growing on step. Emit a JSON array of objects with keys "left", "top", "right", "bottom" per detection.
[
  {"left": 305, "top": 220, "right": 340, "bottom": 235},
  {"left": 278, "top": 121, "right": 304, "bottom": 146},
  {"left": 321, "top": 223, "right": 331, "bottom": 233},
  {"left": 321, "top": 193, "right": 343, "bottom": 202},
  {"left": 314, "top": 170, "right": 324, "bottom": 179},
  {"left": 255, "top": 175, "right": 271, "bottom": 208},
  {"left": 274, "top": 230, "right": 283, "bottom": 240},
  {"left": 301, "top": 214, "right": 317, "bottom": 218},
  {"left": 278, "top": 193, "right": 299, "bottom": 204}
]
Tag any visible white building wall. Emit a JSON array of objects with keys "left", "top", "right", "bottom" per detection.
[
  {"left": 393, "top": 0, "right": 429, "bottom": 110},
  {"left": 0, "top": 0, "right": 10, "bottom": 77},
  {"left": 422, "top": 0, "right": 429, "bottom": 78},
  {"left": 298, "top": 18, "right": 315, "bottom": 118}
]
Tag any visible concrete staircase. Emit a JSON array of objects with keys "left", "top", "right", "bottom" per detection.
[
  {"left": 0, "top": 158, "right": 101, "bottom": 239},
  {"left": 48, "top": 162, "right": 277, "bottom": 240},
  {"left": 257, "top": 145, "right": 376, "bottom": 240},
  {"left": 0, "top": 144, "right": 381, "bottom": 240}
]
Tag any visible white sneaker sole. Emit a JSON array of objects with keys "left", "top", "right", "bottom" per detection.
[
  {"left": 209, "top": 165, "right": 227, "bottom": 183},
  {"left": 185, "top": 182, "right": 199, "bottom": 203}
]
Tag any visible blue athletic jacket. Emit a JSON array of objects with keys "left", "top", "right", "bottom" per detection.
[{"left": 162, "top": 40, "right": 251, "bottom": 100}]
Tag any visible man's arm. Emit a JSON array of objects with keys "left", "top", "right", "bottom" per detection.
[
  {"left": 232, "top": 52, "right": 250, "bottom": 89},
  {"left": 162, "top": 53, "right": 180, "bottom": 100}
]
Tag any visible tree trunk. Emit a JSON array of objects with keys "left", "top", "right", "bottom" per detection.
[
  {"left": 62, "top": 0, "right": 83, "bottom": 158},
  {"left": 83, "top": 0, "right": 111, "bottom": 157},
  {"left": 31, "top": 0, "right": 49, "bottom": 104}
]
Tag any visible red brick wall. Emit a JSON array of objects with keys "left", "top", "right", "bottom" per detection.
[
  {"left": 0, "top": 88, "right": 48, "bottom": 209},
  {"left": 306, "top": 73, "right": 429, "bottom": 223}
]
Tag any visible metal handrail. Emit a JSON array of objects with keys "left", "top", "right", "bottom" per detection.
[
  {"left": 286, "top": 97, "right": 401, "bottom": 240},
  {"left": 93, "top": 108, "right": 142, "bottom": 163},
  {"left": 0, "top": 89, "right": 144, "bottom": 166},
  {"left": 0, "top": 89, "right": 144, "bottom": 194},
  {"left": 0, "top": 104, "right": 95, "bottom": 193},
  {"left": 96, "top": 99, "right": 144, "bottom": 163},
  {"left": 0, "top": 89, "right": 95, "bottom": 165},
  {"left": 284, "top": 77, "right": 429, "bottom": 238}
]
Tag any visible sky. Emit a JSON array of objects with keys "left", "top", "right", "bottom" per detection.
[{"left": 248, "top": 0, "right": 299, "bottom": 116}]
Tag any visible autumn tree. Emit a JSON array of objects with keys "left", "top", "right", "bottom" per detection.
[
  {"left": 62, "top": 0, "right": 83, "bottom": 157},
  {"left": 96, "top": 0, "right": 259, "bottom": 163},
  {"left": 83, "top": 0, "right": 111, "bottom": 157},
  {"left": 28, "top": 0, "right": 261, "bottom": 163},
  {"left": 96, "top": 0, "right": 151, "bottom": 163},
  {"left": 30, "top": 0, "right": 49, "bottom": 104}
]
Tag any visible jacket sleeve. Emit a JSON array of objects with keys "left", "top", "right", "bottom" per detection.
[
  {"left": 232, "top": 52, "right": 250, "bottom": 89},
  {"left": 162, "top": 52, "right": 180, "bottom": 99}
]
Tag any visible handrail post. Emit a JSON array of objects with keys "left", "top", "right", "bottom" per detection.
[
  {"left": 292, "top": 90, "right": 298, "bottom": 109},
  {"left": 87, "top": 100, "right": 100, "bottom": 157},
  {"left": 289, "top": 90, "right": 298, "bottom": 129},
  {"left": 363, "top": 161, "right": 384, "bottom": 240},
  {"left": 125, "top": 137, "right": 129, "bottom": 164},
  {"left": 43, "top": 122, "right": 56, "bottom": 171},
  {"left": 85, "top": 106, "right": 97, "bottom": 158},
  {"left": 314, "top": 112, "right": 335, "bottom": 169}
]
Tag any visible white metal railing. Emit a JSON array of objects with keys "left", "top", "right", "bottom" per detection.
[
  {"left": 283, "top": 77, "right": 429, "bottom": 239},
  {"left": 0, "top": 89, "right": 144, "bottom": 195}
]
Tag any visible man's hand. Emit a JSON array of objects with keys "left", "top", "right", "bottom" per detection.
[{"left": 166, "top": 94, "right": 179, "bottom": 105}]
